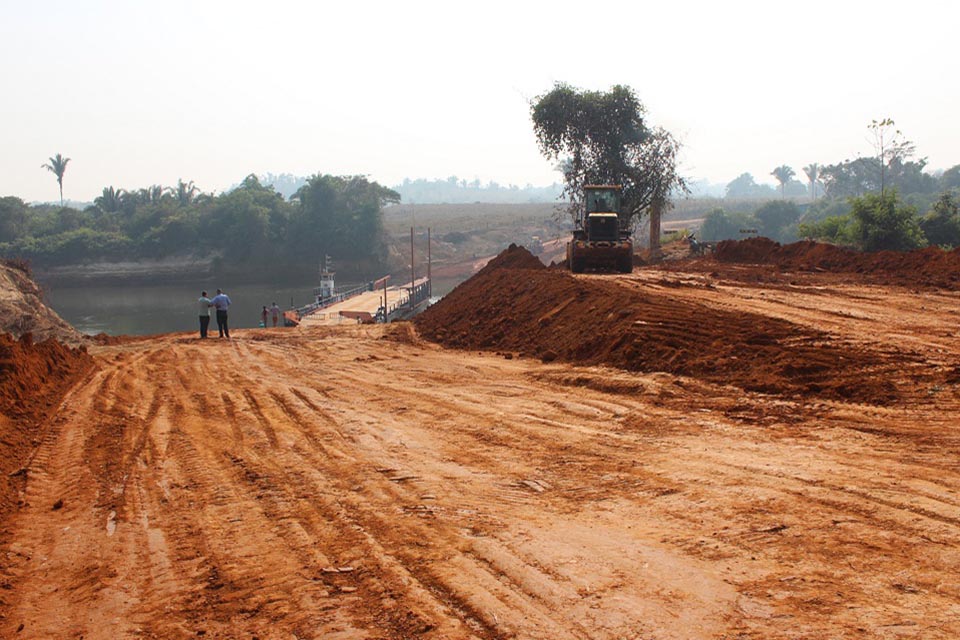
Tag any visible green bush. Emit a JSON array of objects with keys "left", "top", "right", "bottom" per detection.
[
  {"left": 920, "top": 192, "right": 960, "bottom": 248},
  {"left": 699, "top": 208, "right": 757, "bottom": 242}
]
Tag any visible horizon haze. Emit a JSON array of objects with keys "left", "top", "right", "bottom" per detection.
[{"left": 2, "top": 0, "right": 958, "bottom": 204}]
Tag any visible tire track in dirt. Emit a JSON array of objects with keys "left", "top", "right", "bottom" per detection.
[
  {"left": 240, "top": 388, "right": 280, "bottom": 449},
  {"left": 6, "top": 300, "right": 960, "bottom": 639},
  {"left": 274, "top": 352, "right": 740, "bottom": 628},
  {"left": 243, "top": 365, "right": 689, "bottom": 638},
  {"left": 167, "top": 343, "right": 493, "bottom": 637},
  {"left": 1, "top": 369, "right": 145, "bottom": 637},
  {"left": 207, "top": 385, "right": 494, "bottom": 637},
  {"left": 136, "top": 410, "right": 352, "bottom": 635}
]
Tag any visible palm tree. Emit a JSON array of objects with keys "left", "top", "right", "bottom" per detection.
[
  {"left": 41, "top": 153, "right": 71, "bottom": 206},
  {"left": 132, "top": 185, "right": 165, "bottom": 205},
  {"left": 802, "top": 163, "right": 820, "bottom": 200},
  {"left": 170, "top": 179, "right": 199, "bottom": 206},
  {"left": 95, "top": 186, "right": 125, "bottom": 213},
  {"left": 771, "top": 165, "right": 795, "bottom": 199}
]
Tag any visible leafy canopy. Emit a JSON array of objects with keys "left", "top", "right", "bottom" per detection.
[
  {"left": 801, "top": 191, "right": 925, "bottom": 252},
  {"left": 919, "top": 192, "right": 960, "bottom": 248},
  {"left": 530, "top": 83, "right": 685, "bottom": 223},
  {"left": 770, "top": 165, "right": 795, "bottom": 197}
]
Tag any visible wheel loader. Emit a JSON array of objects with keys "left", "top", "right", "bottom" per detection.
[{"left": 566, "top": 185, "right": 633, "bottom": 273}]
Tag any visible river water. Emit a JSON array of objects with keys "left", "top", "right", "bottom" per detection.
[{"left": 43, "top": 277, "right": 465, "bottom": 336}]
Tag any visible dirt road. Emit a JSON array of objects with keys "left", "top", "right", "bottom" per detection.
[{"left": 2, "top": 269, "right": 960, "bottom": 638}]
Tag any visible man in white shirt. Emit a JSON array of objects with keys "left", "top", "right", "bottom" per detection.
[
  {"left": 198, "top": 291, "right": 212, "bottom": 338},
  {"left": 270, "top": 302, "right": 281, "bottom": 327}
]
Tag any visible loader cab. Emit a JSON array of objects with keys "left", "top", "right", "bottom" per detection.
[
  {"left": 583, "top": 185, "right": 622, "bottom": 242},
  {"left": 584, "top": 186, "right": 621, "bottom": 214}
]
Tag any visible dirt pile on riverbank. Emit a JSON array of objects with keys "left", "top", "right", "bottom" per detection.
[
  {"left": 415, "top": 245, "right": 908, "bottom": 404},
  {"left": 0, "top": 332, "right": 92, "bottom": 518},
  {"left": 0, "top": 260, "right": 83, "bottom": 344},
  {"left": 714, "top": 238, "right": 960, "bottom": 288}
]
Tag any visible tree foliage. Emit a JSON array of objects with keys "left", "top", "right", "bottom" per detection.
[
  {"left": 754, "top": 200, "right": 801, "bottom": 240},
  {"left": 770, "top": 165, "right": 795, "bottom": 198},
  {"left": 0, "top": 172, "right": 400, "bottom": 278},
  {"left": 41, "top": 153, "right": 71, "bottom": 206},
  {"left": 530, "top": 83, "right": 685, "bottom": 224},
  {"left": 849, "top": 191, "right": 925, "bottom": 251},
  {"left": 919, "top": 192, "right": 960, "bottom": 247},
  {"left": 940, "top": 165, "right": 960, "bottom": 191},
  {"left": 290, "top": 175, "right": 399, "bottom": 267},
  {"left": 95, "top": 186, "right": 125, "bottom": 213},
  {"left": 802, "top": 163, "right": 821, "bottom": 199},
  {"left": 802, "top": 191, "right": 925, "bottom": 251},
  {"left": 699, "top": 208, "right": 756, "bottom": 243},
  {"left": 0, "top": 197, "right": 29, "bottom": 244}
]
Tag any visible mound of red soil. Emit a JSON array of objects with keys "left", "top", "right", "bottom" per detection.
[
  {"left": 477, "top": 243, "right": 546, "bottom": 274},
  {"left": 714, "top": 238, "right": 960, "bottom": 288},
  {"left": 0, "top": 333, "right": 93, "bottom": 518},
  {"left": 416, "top": 246, "right": 904, "bottom": 404}
]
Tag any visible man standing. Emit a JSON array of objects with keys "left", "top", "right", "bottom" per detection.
[
  {"left": 211, "top": 288, "right": 232, "bottom": 339},
  {"left": 198, "top": 290, "right": 212, "bottom": 338},
  {"left": 270, "top": 302, "right": 281, "bottom": 327}
]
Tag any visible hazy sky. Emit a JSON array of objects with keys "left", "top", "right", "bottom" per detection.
[{"left": 3, "top": 0, "right": 958, "bottom": 203}]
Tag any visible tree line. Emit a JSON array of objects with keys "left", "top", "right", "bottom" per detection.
[
  {"left": 0, "top": 174, "right": 399, "bottom": 280},
  {"left": 702, "top": 119, "right": 960, "bottom": 251}
]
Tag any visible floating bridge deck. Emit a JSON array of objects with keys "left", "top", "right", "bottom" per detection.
[{"left": 297, "top": 277, "right": 431, "bottom": 326}]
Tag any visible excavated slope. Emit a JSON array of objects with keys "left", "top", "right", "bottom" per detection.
[
  {"left": 0, "top": 261, "right": 83, "bottom": 344},
  {"left": 415, "top": 244, "right": 928, "bottom": 405},
  {"left": 714, "top": 237, "right": 960, "bottom": 288},
  {"left": 0, "top": 262, "right": 93, "bottom": 520}
]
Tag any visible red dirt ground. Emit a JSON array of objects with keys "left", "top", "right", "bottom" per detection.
[{"left": 4, "top": 241, "right": 960, "bottom": 638}]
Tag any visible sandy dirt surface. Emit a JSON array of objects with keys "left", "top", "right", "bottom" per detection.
[{"left": 3, "top": 247, "right": 960, "bottom": 638}]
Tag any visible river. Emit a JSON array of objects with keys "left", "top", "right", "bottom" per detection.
[{"left": 43, "top": 277, "right": 465, "bottom": 336}]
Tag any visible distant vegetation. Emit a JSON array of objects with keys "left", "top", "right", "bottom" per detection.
[
  {"left": 700, "top": 119, "right": 960, "bottom": 251},
  {"left": 0, "top": 174, "right": 397, "bottom": 281},
  {"left": 240, "top": 174, "right": 563, "bottom": 205},
  {"left": 392, "top": 177, "right": 562, "bottom": 204},
  {"left": 6, "top": 115, "right": 959, "bottom": 281}
]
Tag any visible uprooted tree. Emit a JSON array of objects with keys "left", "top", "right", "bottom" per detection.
[{"left": 530, "top": 83, "right": 686, "bottom": 246}]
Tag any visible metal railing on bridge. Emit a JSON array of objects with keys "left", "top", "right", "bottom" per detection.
[{"left": 294, "top": 282, "right": 372, "bottom": 318}]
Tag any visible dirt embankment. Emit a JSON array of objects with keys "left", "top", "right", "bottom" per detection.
[
  {"left": 415, "top": 244, "right": 941, "bottom": 405},
  {"left": 0, "top": 261, "right": 94, "bottom": 521},
  {"left": 0, "top": 260, "right": 83, "bottom": 344},
  {"left": 0, "top": 333, "right": 93, "bottom": 520},
  {"left": 713, "top": 237, "right": 960, "bottom": 289}
]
